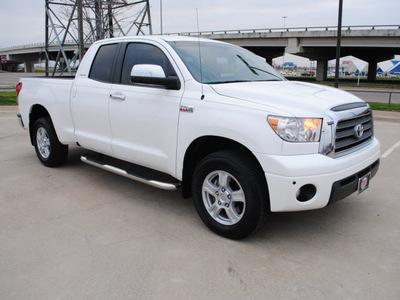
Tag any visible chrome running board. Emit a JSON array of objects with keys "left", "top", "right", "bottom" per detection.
[{"left": 81, "top": 155, "right": 180, "bottom": 191}]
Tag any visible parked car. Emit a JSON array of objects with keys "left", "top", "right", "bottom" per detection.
[{"left": 301, "top": 71, "right": 315, "bottom": 76}]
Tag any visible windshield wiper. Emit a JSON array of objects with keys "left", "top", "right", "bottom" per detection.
[
  {"left": 206, "top": 79, "right": 280, "bottom": 84},
  {"left": 237, "top": 55, "right": 258, "bottom": 75},
  {"left": 237, "top": 55, "right": 282, "bottom": 80},
  {"left": 206, "top": 80, "right": 253, "bottom": 84}
]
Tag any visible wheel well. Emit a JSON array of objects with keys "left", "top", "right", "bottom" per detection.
[
  {"left": 182, "top": 136, "right": 266, "bottom": 198},
  {"left": 29, "top": 105, "right": 50, "bottom": 145}
]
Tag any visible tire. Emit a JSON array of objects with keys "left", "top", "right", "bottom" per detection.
[
  {"left": 192, "top": 150, "right": 268, "bottom": 239},
  {"left": 33, "top": 117, "right": 68, "bottom": 167}
]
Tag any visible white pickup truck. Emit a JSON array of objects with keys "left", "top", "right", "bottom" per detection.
[{"left": 17, "top": 35, "right": 380, "bottom": 239}]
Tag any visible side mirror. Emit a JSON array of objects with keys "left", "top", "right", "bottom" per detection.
[
  {"left": 131, "top": 64, "right": 166, "bottom": 78},
  {"left": 130, "top": 64, "right": 181, "bottom": 90}
]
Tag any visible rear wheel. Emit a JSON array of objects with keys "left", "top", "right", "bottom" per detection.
[
  {"left": 33, "top": 117, "right": 68, "bottom": 167},
  {"left": 192, "top": 150, "right": 268, "bottom": 239}
]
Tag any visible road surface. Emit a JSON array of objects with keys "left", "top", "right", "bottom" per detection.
[{"left": 0, "top": 110, "right": 399, "bottom": 299}]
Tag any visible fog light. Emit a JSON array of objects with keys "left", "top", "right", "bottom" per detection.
[{"left": 296, "top": 184, "right": 317, "bottom": 202}]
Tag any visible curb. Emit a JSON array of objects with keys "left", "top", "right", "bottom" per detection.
[
  {"left": 0, "top": 106, "right": 18, "bottom": 112},
  {"left": 373, "top": 110, "right": 400, "bottom": 123},
  {"left": 373, "top": 115, "right": 400, "bottom": 123}
]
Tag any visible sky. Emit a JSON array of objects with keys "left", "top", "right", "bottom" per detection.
[{"left": 0, "top": 0, "right": 399, "bottom": 65}]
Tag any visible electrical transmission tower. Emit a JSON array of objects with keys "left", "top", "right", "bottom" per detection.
[{"left": 45, "top": 0, "right": 152, "bottom": 76}]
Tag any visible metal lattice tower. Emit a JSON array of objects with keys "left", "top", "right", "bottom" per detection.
[{"left": 45, "top": 0, "right": 152, "bottom": 76}]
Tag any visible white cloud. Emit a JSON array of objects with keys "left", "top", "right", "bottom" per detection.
[{"left": 0, "top": 1, "right": 44, "bottom": 48}]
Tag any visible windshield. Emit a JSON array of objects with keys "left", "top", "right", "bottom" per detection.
[{"left": 168, "top": 40, "right": 285, "bottom": 84}]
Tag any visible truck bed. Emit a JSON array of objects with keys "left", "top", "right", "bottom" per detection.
[{"left": 18, "top": 76, "right": 76, "bottom": 144}]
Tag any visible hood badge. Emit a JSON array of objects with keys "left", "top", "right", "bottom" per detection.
[{"left": 180, "top": 106, "right": 194, "bottom": 113}]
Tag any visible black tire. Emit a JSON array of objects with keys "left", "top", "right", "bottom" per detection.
[
  {"left": 33, "top": 117, "right": 68, "bottom": 167},
  {"left": 192, "top": 150, "right": 268, "bottom": 239}
]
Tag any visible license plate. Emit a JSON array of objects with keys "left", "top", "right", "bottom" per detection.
[{"left": 358, "top": 173, "right": 371, "bottom": 194}]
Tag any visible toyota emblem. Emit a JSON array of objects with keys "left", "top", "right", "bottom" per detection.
[{"left": 354, "top": 124, "right": 364, "bottom": 139}]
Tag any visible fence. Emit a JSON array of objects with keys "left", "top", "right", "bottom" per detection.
[{"left": 345, "top": 90, "right": 400, "bottom": 105}]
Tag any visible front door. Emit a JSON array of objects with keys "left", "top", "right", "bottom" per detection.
[{"left": 109, "top": 42, "right": 184, "bottom": 176}]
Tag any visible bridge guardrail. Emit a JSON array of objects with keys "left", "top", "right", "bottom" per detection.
[
  {"left": 345, "top": 89, "right": 400, "bottom": 106},
  {"left": 0, "top": 40, "right": 78, "bottom": 52},
  {"left": 1, "top": 25, "right": 399, "bottom": 51},
  {"left": 175, "top": 24, "right": 400, "bottom": 36}
]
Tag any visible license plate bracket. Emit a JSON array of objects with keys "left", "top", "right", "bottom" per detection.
[{"left": 358, "top": 172, "right": 371, "bottom": 194}]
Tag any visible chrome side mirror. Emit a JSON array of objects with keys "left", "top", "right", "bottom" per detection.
[
  {"left": 130, "top": 64, "right": 180, "bottom": 90},
  {"left": 130, "top": 64, "right": 166, "bottom": 78}
]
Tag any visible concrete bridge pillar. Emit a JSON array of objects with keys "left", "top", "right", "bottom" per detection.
[
  {"left": 316, "top": 60, "right": 328, "bottom": 82},
  {"left": 367, "top": 61, "right": 377, "bottom": 82},
  {"left": 24, "top": 61, "right": 36, "bottom": 73}
]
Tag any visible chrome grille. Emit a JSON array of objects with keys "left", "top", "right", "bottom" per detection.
[{"left": 334, "top": 110, "right": 373, "bottom": 156}]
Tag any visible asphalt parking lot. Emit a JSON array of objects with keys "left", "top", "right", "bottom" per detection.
[{"left": 1, "top": 110, "right": 399, "bottom": 299}]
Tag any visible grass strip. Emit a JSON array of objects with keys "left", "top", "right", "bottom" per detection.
[
  {"left": 1, "top": 91, "right": 399, "bottom": 112},
  {"left": 0, "top": 91, "right": 17, "bottom": 106},
  {"left": 368, "top": 102, "right": 400, "bottom": 112}
]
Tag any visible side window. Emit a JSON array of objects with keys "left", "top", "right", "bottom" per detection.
[
  {"left": 89, "top": 43, "right": 118, "bottom": 82},
  {"left": 121, "top": 43, "right": 177, "bottom": 85}
]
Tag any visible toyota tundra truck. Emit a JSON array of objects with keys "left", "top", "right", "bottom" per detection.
[{"left": 16, "top": 35, "right": 380, "bottom": 239}]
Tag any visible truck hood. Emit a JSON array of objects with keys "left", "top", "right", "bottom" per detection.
[{"left": 210, "top": 81, "right": 364, "bottom": 117}]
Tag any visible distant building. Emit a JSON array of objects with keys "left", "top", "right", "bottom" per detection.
[
  {"left": 340, "top": 60, "right": 367, "bottom": 75},
  {"left": 377, "top": 60, "right": 400, "bottom": 76},
  {"left": 387, "top": 61, "right": 400, "bottom": 76},
  {"left": 282, "top": 62, "right": 297, "bottom": 70}
]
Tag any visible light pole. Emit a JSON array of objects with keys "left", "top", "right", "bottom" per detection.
[
  {"left": 160, "top": 0, "right": 163, "bottom": 34},
  {"left": 282, "top": 16, "right": 287, "bottom": 65},
  {"left": 334, "top": 0, "right": 343, "bottom": 88}
]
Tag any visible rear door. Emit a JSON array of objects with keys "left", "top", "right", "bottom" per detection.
[
  {"left": 71, "top": 43, "right": 119, "bottom": 155},
  {"left": 108, "top": 42, "right": 184, "bottom": 176}
]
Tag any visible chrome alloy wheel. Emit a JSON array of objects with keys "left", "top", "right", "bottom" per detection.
[
  {"left": 202, "top": 170, "right": 246, "bottom": 225},
  {"left": 36, "top": 127, "right": 51, "bottom": 159}
]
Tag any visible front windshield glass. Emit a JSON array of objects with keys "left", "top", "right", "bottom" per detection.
[{"left": 168, "top": 40, "right": 285, "bottom": 84}]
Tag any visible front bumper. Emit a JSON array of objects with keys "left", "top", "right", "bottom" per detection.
[
  {"left": 328, "top": 159, "right": 379, "bottom": 205},
  {"left": 256, "top": 137, "right": 381, "bottom": 212}
]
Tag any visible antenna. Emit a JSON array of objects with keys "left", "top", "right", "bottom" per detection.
[{"left": 196, "top": 8, "right": 205, "bottom": 100}]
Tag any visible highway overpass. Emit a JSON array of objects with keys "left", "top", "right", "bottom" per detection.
[
  {"left": 1, "top": 25, "right": 399, "bottom": 81},
  {"left": 0, "top": 42, "right": 90, "bottom": 73},
  {"left": 179, "top": 25, "right": 400, "bottom": 82}
]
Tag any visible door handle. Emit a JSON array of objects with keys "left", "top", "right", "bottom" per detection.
[{"left": 110, "top": 93, "right": 126, "bottom": 101}]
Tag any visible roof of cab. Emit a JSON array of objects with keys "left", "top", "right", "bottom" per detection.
[{"left": 92, "top": 34, "right": 223, "bottom": 45}]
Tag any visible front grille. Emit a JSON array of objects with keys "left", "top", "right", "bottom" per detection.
[{"left": 334, "top": 110, "right": 373, "bottom": 156}]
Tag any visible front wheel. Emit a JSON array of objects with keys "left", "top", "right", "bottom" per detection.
[
  {"left": 192, "top": 150, "right": 268, "bottom": 239},
  {"left": 33, "top": 117, "right": 68, "bottom": 167}
]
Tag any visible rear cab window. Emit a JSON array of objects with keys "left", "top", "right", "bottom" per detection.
[{"left": 89, "top": 43, "right": 119, "bottom": 82}]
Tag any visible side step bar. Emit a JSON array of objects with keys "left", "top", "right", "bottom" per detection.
[{"left": 81, "top": 155, "right": 181, "bottom": 191}]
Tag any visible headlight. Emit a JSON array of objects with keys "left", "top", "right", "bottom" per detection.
[{"left": 268, "top": 116, "right": 322, "bottom": 142}]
